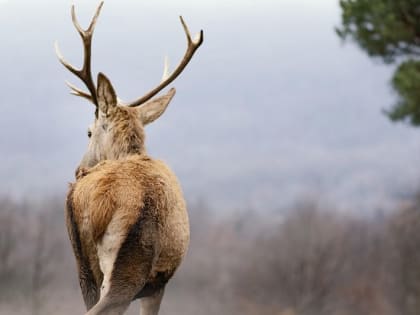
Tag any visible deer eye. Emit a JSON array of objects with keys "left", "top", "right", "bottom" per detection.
[{"left": 87, "top": 130, "right": 92, "bottom": 138}]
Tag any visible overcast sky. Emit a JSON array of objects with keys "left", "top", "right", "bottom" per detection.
[{"left": 0, "top": 0, "right": 419, "bottom": 212}]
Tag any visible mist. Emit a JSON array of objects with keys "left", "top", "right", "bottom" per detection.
[{"left": 0, "top": 0, "right": 418, "bottom": 211}]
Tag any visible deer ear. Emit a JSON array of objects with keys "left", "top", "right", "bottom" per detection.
[
  {"left": 137, "top": 88, "right": 176, "bottom": 125},
  {"left": 97, "top": 72, "right": 117, "bottom": 116}
]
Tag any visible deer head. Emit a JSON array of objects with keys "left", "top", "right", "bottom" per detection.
[{"left": 55, "top": 2, "right": 203, "bottom": 174}]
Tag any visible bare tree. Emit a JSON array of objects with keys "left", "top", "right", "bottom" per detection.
[
  {"left": 0, "top": 197, "right": 22, "bottom": 298},
  {"left": 388, "top": 198, "right": 420, "bottom": 315},
  {"left": 30, "top": 211, "right": 61, "bottom": 315}
]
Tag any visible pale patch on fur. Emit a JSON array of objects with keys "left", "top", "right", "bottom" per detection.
[{"left": 97, "top": 216, "right": 126, "bottom": 298}]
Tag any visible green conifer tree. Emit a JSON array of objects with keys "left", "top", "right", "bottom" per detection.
[{"left": 337, "top": 0, "right": 420, "bottom": 125}]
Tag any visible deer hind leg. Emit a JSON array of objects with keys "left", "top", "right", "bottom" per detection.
[
  {"left": 66, "top": 187, "right": 100, "bottom": 310},
  {"left": 139, "top": 288, "right": 165, "bottom": 315},
  {"left": 85, "top": 210, "right": 158, "bottom": 315}
]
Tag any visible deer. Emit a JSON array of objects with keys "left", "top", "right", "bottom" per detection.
[{"left": 55, "top": 2, "right": 203, "bottom": 314}]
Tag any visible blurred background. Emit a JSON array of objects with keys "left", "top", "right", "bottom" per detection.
[{"left": 1, "top": 0, "right": 420, "bottom": 314}]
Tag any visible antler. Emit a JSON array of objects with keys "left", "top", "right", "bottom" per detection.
[
  {"left": 56, "top": 3, "right": 203, "bottom": 109},
  {"left": 55, "top": 2, "right": 104, "bottom": 106},
  {"left": 126, "top": 16, "right": 204, "bottom": 107}
]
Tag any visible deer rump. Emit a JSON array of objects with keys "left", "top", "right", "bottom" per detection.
[{"left": 66, "top": 155, "right": 189, "bottom": 306}]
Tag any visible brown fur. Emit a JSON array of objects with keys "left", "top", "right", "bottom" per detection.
[
  {"left": 66, "top": 185, "right": 101, "bottom": 308},
  {"left": 108, "top": 107, "right": 146, "bottom": 159},
  {"left": 69, "top": 154, "right": 189, "bottom": 300},
  {"left": 72, "top": 154, "right": 187, "bottom": 246}
]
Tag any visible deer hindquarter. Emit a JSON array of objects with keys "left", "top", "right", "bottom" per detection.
[{"left": 65, "top": 156, "right": 189, "bottom": 310}]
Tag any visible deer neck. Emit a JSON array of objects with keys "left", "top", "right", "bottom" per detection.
[{"left": 106, "top": 125, "right": 146, "bottom": 160}]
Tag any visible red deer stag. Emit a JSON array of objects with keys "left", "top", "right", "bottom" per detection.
[{"left": 55, "top": 2, "right": 203, "bottom": 314}]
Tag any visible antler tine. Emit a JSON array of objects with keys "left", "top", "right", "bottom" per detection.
[
  {"left": 126, "top": 16, "right": 204, "bottom": 107},
  {"left": 55, "top": 2, "right": 104, "bottom": 106},
  {"left": 66, "top": 81, "right": 94, "bottom": 102},
  {"left": 72, "top": 1, "right": 103, "bottom": 35}
]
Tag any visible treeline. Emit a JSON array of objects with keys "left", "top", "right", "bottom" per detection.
[{"left": 1, "top": 195, "right": 420, "bottom": 315}]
